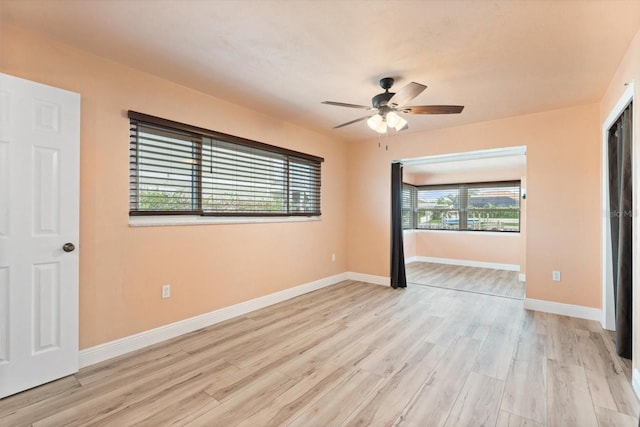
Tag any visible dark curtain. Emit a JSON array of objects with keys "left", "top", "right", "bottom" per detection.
[
  {"left": 608, "top": 104, "right": 633, "bottom": 359},
  {"left": 391, "top": 162, "right": 407, "bottom": 289}
]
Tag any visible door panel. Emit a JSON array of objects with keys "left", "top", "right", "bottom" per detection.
[
  {"left": 32, "top": 262, "right": 61, "bottom": 353},
  {"left": 33, "top": 147, "right": 60, "bottom": 235},
  {"left": 0, "top": 73, "right": 80, "bottom": 398}
]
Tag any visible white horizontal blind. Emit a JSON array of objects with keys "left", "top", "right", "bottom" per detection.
[
  {"left": 289, "top": 157, "right": 321, "bottom": 214},
  {"left": 401, "top": 184, "right": 415, "bottom": 229},
  {"left": 202, "top": 138, "right": 287, "bottom": 214},
  {"left": 129, "top": 122, "right": 201, "bottom": 213},
  {"left": 130, "top": 113, "right": 322, "bottom": 217},
  {"left": 465, "top": 181, "right": 520, "bottom": 231}
]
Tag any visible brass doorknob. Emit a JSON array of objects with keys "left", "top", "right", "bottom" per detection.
[{"left": 62, "top": 243, "right": 75, "bottom": 253}]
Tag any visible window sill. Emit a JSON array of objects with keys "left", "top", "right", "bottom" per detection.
[
  {"left": 129, "top": 215, "right": 321, "bottom": 227},
  {"left": 404, "top": 229, "right": 520, "bottom": 236}
]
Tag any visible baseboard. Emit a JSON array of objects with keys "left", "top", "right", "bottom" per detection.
[
  {"left": 405, "top": 256, "right": 419, "bottom": 264},
  {"left": 633, "top": 368, "right": 640, "bottom": 400},
  {"left": 408, "top": 256, "right": 519, "bottom": 272},
  {"left": 346, "top": 272, "right": 390, "bottom": 287},
  {"left": 518, "top": 273, "right": 526, "bottom": 283},
  {"left": 79, "top": 272, "right": 349, "bottom": 368},
  {"left": 523, "top": 298, "right": 601, "bottom": 322}
]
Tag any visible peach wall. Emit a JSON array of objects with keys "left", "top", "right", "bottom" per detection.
[
  {"left": 599, "top": 27, "right": 640, "bottom": 369},
  {"left": 403, "top": 171, "right": 417, "bottom": 185},
  {"left": 403, "top": 231, "right": 416, "bottom": 259},
  {"left": 0, "top": 25, "right": 348, "bottom": 349},
  {"left": 413, "top": 231, "right": 520, "bottom": 266},
  {"left": 348, "top": 102, "right": 600, "bottom": 308}
]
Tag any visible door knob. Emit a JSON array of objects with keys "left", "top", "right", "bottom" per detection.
[{"left": 62, "top": 243, "right": 75, "bottom": 252}]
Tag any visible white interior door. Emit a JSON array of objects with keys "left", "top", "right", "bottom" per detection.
[{"left": 0, "top": 73, "right": 80, "bottom": 398}]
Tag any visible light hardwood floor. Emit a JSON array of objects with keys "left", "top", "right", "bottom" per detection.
[
  {"left": 406, "top": 262, "right": 526, "bottom": 299},
  {"left": 0, "top": 279, "right": 637, "bottom": 426}
]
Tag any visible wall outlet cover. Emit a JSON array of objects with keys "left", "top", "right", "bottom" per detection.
[{"left": 162, "top": 284, "right": 171, "bottom": 299}]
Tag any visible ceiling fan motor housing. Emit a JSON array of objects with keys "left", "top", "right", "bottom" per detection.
[
  {"left": 372, "top": 77, "right": 396, "bottom": 109},
  {"left": 372, "top": 92, "right": 394, "bottom": 109}
]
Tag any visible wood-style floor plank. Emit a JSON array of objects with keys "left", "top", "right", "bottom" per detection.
[
  {"left": 341, "top": 342, "right": 447, "bottom": 427},
  {"left": 501, "top": 309, "right": 547, "bottom": 424},
  {"left": 547, "top": 314, "right": 582, "bottom": 366},
  {"left": 286, "top": 369, "right": 382, "bottom": 427},
  {"left": 576, "top": 330, "right": 640, "bottom": 417},
  {"left": 135, "top": 391, "right": 220, "bottom": 426},
  {"left": 496, "top": 411, "right": 545, "bottom": 427},
  {"left": 501, "top": 356, "right": 547, "bottom": 424},
  {"left": 205, "top": 322, "right": 345, "bottom": 402},
  {"left": 189, "top": 370, "right": 296, "bottom": 426},
  {"left": 82, "top": 361, "right": 234, "bottom": 426},
  {"left": 0, "top": 376, "right": 81, "bottom": 416},
  {"left": 546, "top": 359, "right": 599, "bottom": 427},
  {"left": 235, "top": 364, "right": 348, "bottom": 427},
  {"left": 1, "top": 269, "right": 637, "bottom": 427},
  {"left": 32, "top": 356, "right": 233, "bottom": 427},
  {"left": 406, "top": 261, "right": 525, "bottom": 299},
  {"left": 443, "top": 371, "right": 504, "bottom": 427},
  {"left": 595, "top": 405, "right": 639, "bottom": 427},
  {"left": 394, "top": 336, "right": 484, "bottom": 427}
]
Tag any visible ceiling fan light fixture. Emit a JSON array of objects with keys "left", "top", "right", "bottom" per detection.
[
  {"left": 396, "top": 121, "right": 409, "bottom": 132},
  {"left": 392, "top": 115, "right": 408, "bottom": 131},
  {"left": 367, "top": 114, "right": 387, "bottom": 133},
  {"left": 386, "top": 112, "right": 407, "bottom": 131},
  {"left": 386, "top": 112, "right": 400, "bottom": 127}
]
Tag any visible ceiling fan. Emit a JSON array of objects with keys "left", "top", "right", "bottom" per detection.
[{"left": 322, "top": 77, "right": 464, "bottom": 133}]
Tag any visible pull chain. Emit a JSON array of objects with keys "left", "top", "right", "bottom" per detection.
[{"left": 377, "top": 135, "right": 389, "bottom": 151}]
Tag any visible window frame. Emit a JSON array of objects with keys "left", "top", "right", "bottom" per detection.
[
  {"left": 129, "top": 111, "right": 324, "bottom": 217},
  {"left": 402, "top": 180, "right": 521, "bottom": 233}
]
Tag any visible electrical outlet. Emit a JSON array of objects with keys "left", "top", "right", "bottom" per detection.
[
  {"left": 552, "top": 271, "right": 561, "bottom": 282},
  {"left": 162, "top": 284, "right": 171, "bottom": 299},
  {"left": 331, "top": 253, "right": 336, "bottom": 262}
]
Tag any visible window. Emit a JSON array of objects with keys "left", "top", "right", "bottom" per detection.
[
  {"left": 402, "top": 181, "right": 521, "bottom": 232},
  {"left": 129, "top": 111, "right": 323, "bottom": 217},
  {"left": 402, "top": 184, "right": 416, "bottom": 229}
]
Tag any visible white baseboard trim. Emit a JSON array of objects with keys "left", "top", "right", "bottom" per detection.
[
  {"left": 407, "top": 256, "right": 519, "bottom": 272},
  {"left": 346, "top": 272, "right": 390, "bottom": 287},
  {"left": 79, "top": 272, "right": 349, "bottom": 368},
  {"left": 633, "top": 369, "right": 640, "bottom": 400},
  {"left": 518, "top": 273, "right": 526, "bottom": 283},
  {"left": 405, "top": 256, "right": 419, "bottom": 264},
  {"left": 523, "top": 298, "right": 601, "bottom": 322}
]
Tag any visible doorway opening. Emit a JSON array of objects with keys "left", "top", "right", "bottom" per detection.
[
  {"left": 601, "top": 82, "right": 634, "bottom": 362},
  {"left": 398, "top": 146, "right": 527, "bottom": 299}
]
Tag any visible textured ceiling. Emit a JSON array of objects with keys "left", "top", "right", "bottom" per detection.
[{"left": 1, "top": 0, "right": 639, "bottom": 141}]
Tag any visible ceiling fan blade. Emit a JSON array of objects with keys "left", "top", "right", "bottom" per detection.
[
  {"left": 333, "top": 115, "right": 372, "bottom": 129},
  {"left": 402, "top": 105, "right": 464, "bottom": 114},
  {"left": 322, "top": 101, "right": 372, "bottom": 110},
  {"left": 388, "top": 82, "right": 427, "bottom": 108}
]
